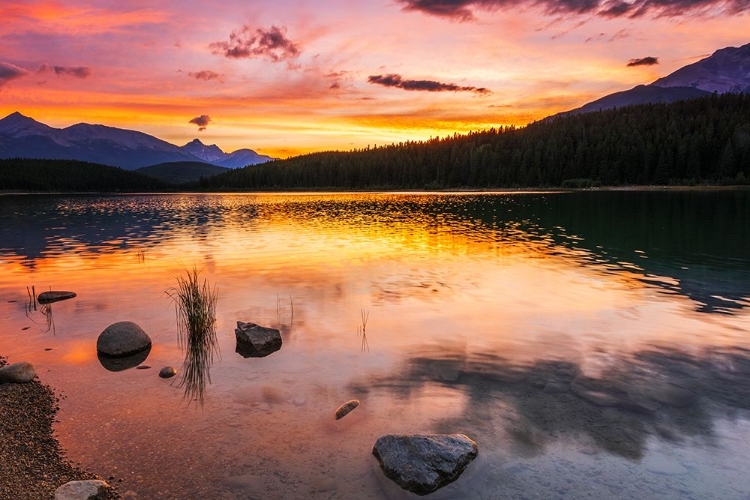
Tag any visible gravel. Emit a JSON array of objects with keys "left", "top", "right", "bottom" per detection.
[{"left": 0, "top": 356, "right": 120, "bottom": 499}]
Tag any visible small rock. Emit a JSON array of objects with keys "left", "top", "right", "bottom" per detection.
[
  {"left": 22, "top": 326, "right": 30, "bottom": 331},
  {"left": 54, "top": 480, "right": 109, "bottom": 500},
  {"left": 372, "top": 434, "right": 478, "bottom": 495},
  {"left": 135, "top": 365, "right": 151, "bottom": 370},
  {"left": 159, "top": 366, "right": 177, "bottom": 378},
  {"left": 38, "top": 290, "right": 77, "bottom": 304},
  {"left": 0, "top": 361, "right": 36, "bottom": 383},
  {"left": 335, "top": 399, "right": 360, "bottom": 419},
  {"left": 235, "top": 321, "right": 282, "bottom": 358},
  {"left": 97, "top": 321, "right": 152, "bottom": 357}
]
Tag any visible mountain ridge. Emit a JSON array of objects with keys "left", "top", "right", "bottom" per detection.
[
  {"left": 0, "top": 114, "right": 274, "bottom": 170},
  {"left": 559, "top": 41, "right": 750, "bottom": 116}
]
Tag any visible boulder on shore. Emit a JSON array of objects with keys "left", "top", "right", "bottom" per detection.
[
  {"left": 54, "top": 480, "right": 109, "bottom": 500},
  {"left": 372, "top": 434, "right": 478, "bottom": 495},
  {"left": 0, "top": 361, "right": 36, "bottom": 383},
  {"left": 38, "top": 291, "right": 77, "bottom": 304},
  {"left": 97, "top": 321, "right": 152, "bottom": 357},
  {"left": 235, "top": 321, "right": 282, "bottom": 358}
]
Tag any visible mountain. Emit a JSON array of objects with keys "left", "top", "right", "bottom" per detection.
[
  {"left": 567, "top": 85, "right": 711, "bottom": 115},
  {"left": 652, "top": 43, "right": 750, "bottom": 93},
  {"left": 136, "top": 161, "right": 230, "bottom": 185},
  {"left": 0, "top": 113, "right": 274, "bottom": 170},
  {"left": 179, "top": 138, "right": 273, "bottom": 168},
  {"left": 562, "top": 41, "right": 750, "bottom": 116}
]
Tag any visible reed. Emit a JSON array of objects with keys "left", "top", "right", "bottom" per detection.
[
  {"left": 359, "top": 308, "right": 370, "bottom": 353},
  {"left": 166, "top": 267, "right": 219, "bottom": 404}
]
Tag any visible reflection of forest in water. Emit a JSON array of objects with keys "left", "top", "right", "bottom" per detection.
[
  {"left": 1, "top": 190, "right": 748, "bottom": 313},
  {"left": 352, "top": 343, "right": 750, "bottom": 462}
]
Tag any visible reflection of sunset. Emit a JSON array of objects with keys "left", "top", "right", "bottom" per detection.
[{"left": 1, "top": 192, "right": 749, "bottom": 499}]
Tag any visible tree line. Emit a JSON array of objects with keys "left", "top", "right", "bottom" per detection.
[
  {"left": 0, "top": 159, "right": 168, "bottom": 192},
  {"left": 203, "top": 92, "right": 750, "bottom": 190}
]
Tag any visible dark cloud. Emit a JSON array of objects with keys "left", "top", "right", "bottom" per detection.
[
  {"left": 368, "top": 73, "right": 490, "bottom": 94},
  {"left": 396, "top": 0, "right": 750, "bottom": 20},
  {"left": 0, "top": 62, "right": 29, "bottom": 86},
  {"left": 38, "top": 64, "right": 91, "bottom": 78},
  {"left": 189, "top": 115, "right": 211, "bottom": 131},
  {"left": 188, "top": 70, "right": 225, "bottom": 82},
  {"left": 209, "top": 25, "right": 300, "bottom": 63},
  {"left": 627, "top": 56, "right": 659, "bottom": 66}
]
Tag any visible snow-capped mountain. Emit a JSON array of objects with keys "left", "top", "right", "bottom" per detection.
[{"left": 0, "top": 113, "right": 274, "bottom": 170}]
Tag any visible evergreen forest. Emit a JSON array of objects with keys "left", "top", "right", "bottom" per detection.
[
  {"left": 203, "top": 93, "right": 750, "bottom": 190},
  {"left": 0, "top": 159, "right": 168, "bottom": 192}
]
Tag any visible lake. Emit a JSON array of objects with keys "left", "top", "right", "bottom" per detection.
[{"left": 1, "top": 190, "right": 749, "bottom": 499}]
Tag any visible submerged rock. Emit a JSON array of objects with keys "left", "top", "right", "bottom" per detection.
[
  {"left": 335, "top": 399, "right": 360, "bottom": 419},
  {"left": 37, "top": 291, "right": 77, "bottom": 304},
  {"left": 97, "top": 321, "right": 152, "bottom": 357},
  {"left": 54, "top": 480, "right": 109, "bottom": 500},
  {"left": 0, "top": 361, "right": 36, "bottom": 383},
  {"left": 159, "top": 366, "right": 177, "bottom": 378},
  {"left": 97, "top": 346, "right": 151, "bottom": 372},
  {"left": 235, "top": 321, "right": 282, "bottom": 358},
  {"left": 372, "top": 434, "right": 478, "bottom": 495}
]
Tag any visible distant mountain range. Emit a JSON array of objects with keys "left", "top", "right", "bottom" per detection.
[
  {"left": 562, "top": 42, "right": 750, "bottom": 116},
  {"left": 0, "top": 113, "right": 274, "bottom": 170}
]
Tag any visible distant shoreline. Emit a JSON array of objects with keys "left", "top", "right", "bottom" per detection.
[{"left": 2, "top": 185, "right": 749, "bottom": 196}]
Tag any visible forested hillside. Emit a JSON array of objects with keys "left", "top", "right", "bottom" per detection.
[
  {"left": 0, "top": 159, "right": 168, "bottom": 192},
  {"left": 204, "top": 93, "right": 750, "bottom": 190}
]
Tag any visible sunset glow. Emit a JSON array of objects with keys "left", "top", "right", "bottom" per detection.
[{"left": 1, "top": 0, "right": 747, "bottom": 157}]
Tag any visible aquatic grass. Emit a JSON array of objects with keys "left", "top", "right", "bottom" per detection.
[{"left": 166, "top": 267, "right": 219, "bottom": 405}]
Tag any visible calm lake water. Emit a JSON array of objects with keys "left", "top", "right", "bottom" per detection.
[{"left": 1, "top": 190, "right": 749, "bottom": 499}]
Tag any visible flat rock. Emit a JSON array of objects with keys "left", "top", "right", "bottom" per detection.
[
  {"left": 235, "top": 321, "right": 282, "bottom": 358},
  {"left": 372, "top": 434, "right": 478, "bottom": 495},
  {"left": 335, "top": 399, "right": 360, "bottom": 419},
  {"left": 159, "top": 366, "right": 177, "bottom": 378},
  {"left": 38, "top": 290, "right": 77, "bottom": 304},
  {"left": 97, "top": 321, "right": 152, "bottom": 357},
  {"left": 0, "top": 361, "right": 36, "bottom": 383},
  {"left": 54, "top": 480, "right": 109, "bottom": 500}
]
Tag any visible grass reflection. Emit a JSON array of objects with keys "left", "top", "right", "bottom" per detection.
[{"left": 167, "top": 267, "right": 219, "bottom": 405}]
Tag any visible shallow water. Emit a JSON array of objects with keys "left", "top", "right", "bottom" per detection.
[{"left": 1, "top": 190, "right": 749, "bottom": 499}]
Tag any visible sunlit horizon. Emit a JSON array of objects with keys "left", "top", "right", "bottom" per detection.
[{"left": 1, "top": 0, "right": 747, "bottom": 158}]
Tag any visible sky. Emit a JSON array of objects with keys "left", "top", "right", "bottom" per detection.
[{"left": 0, "top": 0, "right": 748, "bottom": 158}]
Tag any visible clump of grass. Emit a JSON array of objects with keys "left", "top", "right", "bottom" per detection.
[{"left": 166, "top": 267, "right": 219, "bottom": 405}]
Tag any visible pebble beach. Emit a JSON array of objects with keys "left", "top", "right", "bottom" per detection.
[{"left": 0, "top": 356, "right": 120, "bottom": 500}]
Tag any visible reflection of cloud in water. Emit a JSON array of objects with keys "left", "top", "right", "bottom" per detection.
[
  {"left": 352, "top": 344, "right": 750, "bottom": 460},
  {"left": 2, "top": 191, "right": 747, "bottom": 313}
]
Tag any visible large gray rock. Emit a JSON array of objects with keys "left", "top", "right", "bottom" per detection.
[
  {"left": 235, "top": 321, "right": 282, "bottom": 358},
  {"left": 0, "top": 361, "right": 36, "bottom": 383},
  {"left": 372, "top": 434, "right": 478, "bottom": 495},
  {"left": 54, "top": 480, "right": 109, "bottom": 500},
  {"left": 97, "top": 321, "right": 152, "bottom": 357}
]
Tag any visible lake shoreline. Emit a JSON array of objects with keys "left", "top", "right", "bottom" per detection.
[
  {"left": 0, "top": 356, "right": 121, "bottom": 499},
  {"left": 1, "top": 184, "right": 749, "bottom": 196}
]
